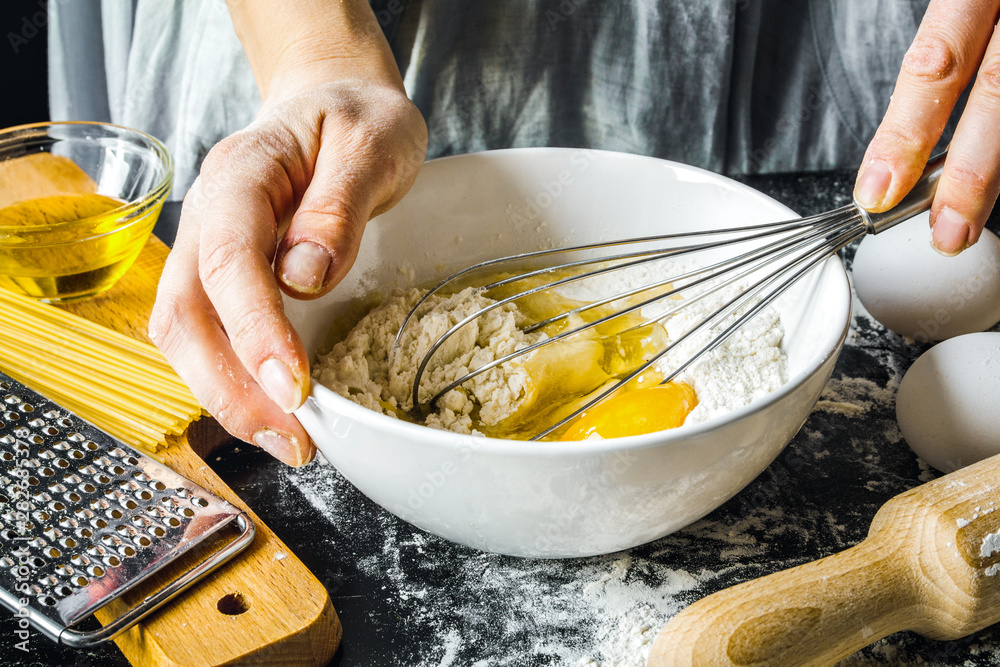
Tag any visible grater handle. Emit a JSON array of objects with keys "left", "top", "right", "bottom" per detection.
[{"left": 58, "top": 513, "right": 255, "bottom": 648}]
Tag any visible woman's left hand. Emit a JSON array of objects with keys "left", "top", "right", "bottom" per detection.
[{"left": 855, "top": 0, "right": 1000, "bottom": 255}]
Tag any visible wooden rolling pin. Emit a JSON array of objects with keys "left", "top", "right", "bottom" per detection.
[{"left": 649, "top": 453, "right": 1000, "bottom": 667}]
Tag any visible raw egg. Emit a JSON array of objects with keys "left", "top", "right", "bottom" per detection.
[
  {"left": 852, "top": 214, "right": 1000, "bottom": 341},
  {"left": 560, "top": 381, "right": 697, "bottom": 440},
  {"left": 896, "top": 332, "right": 1000, "bottom": 472}
]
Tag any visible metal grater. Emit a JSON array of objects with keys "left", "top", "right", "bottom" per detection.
[{"left": 0, "top": 370, "right": 254, "bottom": 647}]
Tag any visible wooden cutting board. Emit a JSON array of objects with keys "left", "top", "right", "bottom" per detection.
[{"left": 60, "top": 236, "right": 341, "bottom": 667}]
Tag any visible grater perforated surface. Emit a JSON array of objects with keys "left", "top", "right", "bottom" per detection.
[{"left": 0, "top": 371, "right": 253, "bottom": 645}]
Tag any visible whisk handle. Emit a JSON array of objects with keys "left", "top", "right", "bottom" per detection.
[{"left": 855, "top": 151, "right": 947, "bottom": 234}]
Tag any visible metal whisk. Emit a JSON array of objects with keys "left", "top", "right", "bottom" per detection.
[{"left": 396, "top": 153, "right": 946, "bottom": 440}]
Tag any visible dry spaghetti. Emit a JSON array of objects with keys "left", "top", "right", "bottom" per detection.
[{"left": 0, "top": 287, "right": 203, "bottom": 453}]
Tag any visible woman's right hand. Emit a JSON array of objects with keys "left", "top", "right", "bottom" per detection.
[
  {"left": 150, "top": 75, "right": 427, "bottom": 466},
  {"left": 854, "top": 0, "right": 1000, "bottom": 255}
]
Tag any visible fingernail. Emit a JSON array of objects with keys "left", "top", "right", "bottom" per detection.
[
  {"left": 259, "top": 357, "right": 303, "bottom": 413},
  {"left": 854, "top": 160, "right": 893, "bottom": 210},
  {"left": 931, "top": 207, "right": 973, "bottom": 256},
  {"left": 280, "top": 242, "right": 331, "bottom": 294},
  {"left": 253, "top": 428, "right": 307, "bottom": 467}
]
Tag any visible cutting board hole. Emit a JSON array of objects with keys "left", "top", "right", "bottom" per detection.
[{"left": 217, "top": 592, "right": 249, "bottom": 615}]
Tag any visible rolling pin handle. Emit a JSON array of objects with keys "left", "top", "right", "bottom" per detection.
[{"left": 648, "top": 541, "right": 914, "bottom": 666}]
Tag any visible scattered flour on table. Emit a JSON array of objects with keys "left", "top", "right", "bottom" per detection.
[
  {"left": 287, "top": 454, "right": 709, "bottom": 666},
  {"left": 312, "top": 261, "right": 788, "bottom": 434},
  {"left": 813, "top": 376, "right": 898, "bottom": 417},
  {"left": 572, "top": 555, "right": 704, "bottom": 667}
]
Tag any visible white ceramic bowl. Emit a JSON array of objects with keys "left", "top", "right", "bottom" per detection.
[{"left": 286, "top": 148, "right": 851, "bottom": 558}]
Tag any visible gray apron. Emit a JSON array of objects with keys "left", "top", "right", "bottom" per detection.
[{"left": 49, "top": 0, "right": 945, "bottom": 208}]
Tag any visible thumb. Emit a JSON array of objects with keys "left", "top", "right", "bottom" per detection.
[{"left": 275, "top": 141, "right": 398, "bottom": 299}]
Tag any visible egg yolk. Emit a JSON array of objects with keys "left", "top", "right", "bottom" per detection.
[{"left": 559, "top": 381, "right": 698, "bottom": 441}]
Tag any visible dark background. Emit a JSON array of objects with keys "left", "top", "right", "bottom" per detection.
[{"left": 1, "top": 0, "right": 50, "bottom": 129}]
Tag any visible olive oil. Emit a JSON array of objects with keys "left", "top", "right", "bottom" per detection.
[
  {"left": 0, "top": 192, "right": 157, "bottom": 302},
  {"left": 0, "top": 192, "right": 121, "bottom": 227}
]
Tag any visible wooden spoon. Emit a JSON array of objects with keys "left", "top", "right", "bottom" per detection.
[{"left": 648, "top": 453, "right": 1000, "bottom": 666}]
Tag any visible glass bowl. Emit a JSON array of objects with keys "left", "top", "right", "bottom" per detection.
[{"left": 0, "top": 121, "right": 173, "bottom": 302}]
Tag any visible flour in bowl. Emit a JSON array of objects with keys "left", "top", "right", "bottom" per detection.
[
  {"left": 312, "top": 287, "right": 543, "bottom": 435},
  {"left": 312, "top": 262, "right": 788, "bottom": 438}
]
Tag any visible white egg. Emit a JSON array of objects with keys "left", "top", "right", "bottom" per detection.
[
  {"left": 852, "top": 214, "right": 1000, "bottom": 341},
  {"left": 896, "top": 332, "right": 1000, "bottom": 472}
]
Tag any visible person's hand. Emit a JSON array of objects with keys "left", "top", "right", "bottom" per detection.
[
  {"left": 149, "top": 79, "right": 427, "bottom": 466},
  {"left": 854, "top": 0, "right": 1000, "bottom": 255}
]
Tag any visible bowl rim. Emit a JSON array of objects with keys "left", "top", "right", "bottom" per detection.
[
  {"left": 304, "top": 147, "right": 853, "bottom": 456},
  {"left": 0, "top": 120, "right": 174, "bottom": 237}
]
